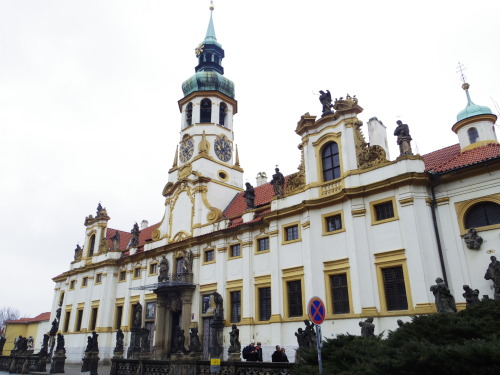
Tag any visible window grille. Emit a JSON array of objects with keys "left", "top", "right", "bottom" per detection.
[
  {"left": 326, "top": 214, "right": 342, "bottom": 232},
  {"left": 285, "top": 225, "right": 299, "bottom": 241},
  {"left": 287, "top": 280, "right": 303, "bottom": 317},
  {"left": 230, "top": 244, "right": 241, "bottom": 257},
  {"left": 465, "top": 202, "right": 500, "bottom": 229},
  {"left": 374, "top": 201, "right": 395, "bottom": 221},
  {"left": 382, "top": 266, "right": 408, "bottom": 311},
  {"left": 259, "top": 287, "right": 271, "bottom": 321},
  {"left": 330, "top": 274, "right": 350, "bottom": 314},
  {"left": 258, "top": 237, "right": 269, "bottom": 251},
  {"left": 230, "top": 291, "right": 241, "bottom": 323}
]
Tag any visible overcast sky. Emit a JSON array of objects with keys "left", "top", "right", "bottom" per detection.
[{"left": 1, "top": 0, "right": 499, "bottom": 317}]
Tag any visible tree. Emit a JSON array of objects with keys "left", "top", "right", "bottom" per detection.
[{"left": 0, "top": 307, "right": 21, "bottom": 327}]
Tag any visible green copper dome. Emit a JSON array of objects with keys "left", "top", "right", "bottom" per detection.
[
  {"left": 457, "top": 83, "right": 492, "bottom": 121},
  {"left": 181, "top": 4, "right": 235, "bottom": 99},
  {"left": 182, "top": 71, "right": 235, "bottom": 98}
]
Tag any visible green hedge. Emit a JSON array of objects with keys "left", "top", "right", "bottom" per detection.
[{"left": 294, "top": 300, "right": 500, "bottom": 375}]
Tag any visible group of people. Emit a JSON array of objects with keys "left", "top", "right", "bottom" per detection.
[{"left": 242, "top": 341, "right": 289, "bottom": 362}]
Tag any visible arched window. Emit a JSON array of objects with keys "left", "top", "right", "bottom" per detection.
[
  {"left": 200, "top": 99, "right": 212, "bottom": 123},
  {"left": 185, "top": 102, "right": 193, "bottom": 126},
  {"left": 465, "top": 201, "right": 500, "bottom": 229},
  {"left": 322, "top": 142, "right": 341, "bottom": 181},
  {"left": 88, "top": 234, "right": 96, "bottom": 257},
  {"left": 219, "top": 103, "right": 227, "bottom": 126},
  {"left": 468, "top": 127, "right": 479, "bottom": 144}
]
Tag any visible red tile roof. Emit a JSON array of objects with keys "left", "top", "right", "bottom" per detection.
[
  {"left": 106, "top": 223, "right": 160, "bottom": 252},
  {"left": 423, "top": 143, "right": 500, "bottom": 173},
  {"left": 223, "top": 182, "right": 275, "bottom": 219},
  {"left": 6, "top": 312, "right": 50, "bottom": 324}
]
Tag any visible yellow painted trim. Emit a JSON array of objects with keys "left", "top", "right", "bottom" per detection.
[
  {"left": 282, "top": 267, "right": 306, "bottom": 320},
  {"left": 254, "top": 275, "right": 272, "bottom": 323},
  {"left": 226, "top": 284, "right": 243, "bottom": 325},
  {"left": 454, "top": 193, "right": 500, "bottom": 234},
  {"left": 313, "top": 133, "right": 345, "bottom": 190},
  {"left": 91, "top": 300, "right": 100, "bottom": 307},
  {"left": 360, "top": 307, "right": 378, "bottom": 317},
  {"left": 374, "top": 249, "right": 414, "bottom": 314},
  {"left": 239, "top": 317, "right": 254, "bottom": 325},
  {"left": 148, "top": 262, "right": 159, "bottom": 276},
  {"left": 81, "top": 277, "right": 89, "bottom": 288},
  {"left": 132, "top": 266, "right": 142, "bottom": 279},
  {"left": 77, "top": 302, "right": 85, "bottom": 308},
  {"left": 282, "top": 221, "right": 302, "bottom": 245},
  {"left": 113, "top": 304, "right": 124, "bottom": 331},
  {"left": 322, "top": 210, "right": 346, "bottom": 236},
  {"left": 436, "top": 197, "right": 450, "bottom": 205},
  {"left": 217, "top": 169, "right": 229, "bottom": 182},
  {"left": 74, "top": 308, "right": 84, "bottom": 333},
  {"left": 398, "top": 197, "right": 414, "bottom": 206},
  {"left": 254, "top": 275, "right": 272, "bottom": 285},
  {"left": 451, "top": 113, "right": 497, "bottom": 133},
  {"left": 95, "top": 273, "right": 103, "bottom": 285},
  {"left": 414, "top": 303, "right": 436, "bottom": 314},
  {"left": 255, "top": 235, "right": 270, "bottom": 253},
  {"left": 202, "top": 248, "right": 216, "bottom": 265},
  {"left": 118, "top": 270, "right": 127, "bottom": 282},
  {"left": 228, "top": 242, "right": 242, "bottom": 259},
  {"left": 461, "top": 139, "right": 498, "bottom": 152},
  {"left": 369, "top": 196, "right": 399, "bottom": 225},
  {"left": 351, "top": 209, "right": 366, "bottom": 217},
  {"left": 323, "top": 259, "right": 353, "bottom": 316},
  {"left": 69, "top": 280, "right": 76, "bottom": 290},
  {"left": 200, "top": 283, "right": 218, "bottom": 293},
  {"left": 145, "top": 293, "right": 157, "bottom": 301},
  {"left": 226, "top": 279, "right": 243, "bottom": 289}
]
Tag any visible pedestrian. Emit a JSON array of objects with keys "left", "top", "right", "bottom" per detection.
[
  {"left": 242, "top": 341, "right": 258, "bottom": 361},
  {"left": 281, "top": 347, "right": 289, "bottom": 362},
  {"left": 255, "top": 342, "right": 263, "bottom": 362},
  {"left": 271, "top": 345, "right": 282, "bottom": 362}
]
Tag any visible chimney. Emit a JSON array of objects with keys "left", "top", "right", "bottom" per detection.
[
  {"left": 141, "top": 220, "right": 149, "bottom": 230},
  {"left": 367, "top": 117, "right": 390, "bottom": 160},
  {"left": 256, "top": 172, "right": 268, "bottom": 187}
]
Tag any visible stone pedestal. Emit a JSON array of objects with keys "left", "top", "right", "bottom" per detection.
[
  {"left": 228, "top": 352, "right": 241, "bottom": 362},
  {"left": 81, "top": 352, "right": 99, "bottom": 375},
  {"left": 49, "top": 351, "right": 66, "bottom": 374},
  {"left": 126, "top": 329, "right": 142, "bottom": 359},
  {"left": 209, "top": 319, "right": 224, "bottom": 358},
  {"left": 112, "top": 351, "right": 123, "bottom": 359}
]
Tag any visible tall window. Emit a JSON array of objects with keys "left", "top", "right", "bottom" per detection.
[
  {"left": 114, "top": 306, "right": 123, "bottom": 330},
  {"left": 88, "top": 234, "right": 96, "bottom": 257},
  {"left": 186, "top": 102, "right": 193, "bottom": 126},
  {"left": 330, "top": 274, "right": 350, "bottom": 314},
  {"left": 75, "top": 309, "right": 83, "bottom": 332},
  {"left": 468, "top": 127, "right": 479, "bottom": 144},
  {"left": 230, "top": 244, "right": 240, "bottom": 258},
  {"left": 322, "top": 142, "right": 341, "bottom": 181},
  {"left": 465, "top": 202, "right": 500, "bottom": 229},
  {"left": 287, "top": 280, "right": 303, "bottom": 317},
  {"left": 63, "top": 311, "right": 71, "bottom": 332},
  {"left": 259, "top": 287, "right": 271, "bottom": 321},
  {"left": 230, "top": 291, "right": 241, "bottom": 323},
  {"left": 200, "top": 98, "right": 212, "bottom": 123},
  {"left": 219, "top": 103, "right": 227, "bottom": 126},
  {"left": 382, "top": 266, "right": 408, "bottom": 311},
  {"left": 89, "top": 307, "right": 98, "bottom": 331}
]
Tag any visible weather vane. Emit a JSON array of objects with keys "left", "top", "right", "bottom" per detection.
[{"left": 456, "top": 61, "right": 467, "bottom": 84}]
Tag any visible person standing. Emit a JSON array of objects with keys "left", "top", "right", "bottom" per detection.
[
  {"left": 272, "top": 345, "right": 282, "bottom": 362},
  {"left": 255, "top": 342, "right": 263, "bottom": 362}
]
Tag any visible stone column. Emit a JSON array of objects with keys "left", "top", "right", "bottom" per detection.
[
  {"left": 181, "top": 290, "right": 193, "bottom": 348},
  {"left": 154, "top": 296, "right": 167, "bottom": 358}
]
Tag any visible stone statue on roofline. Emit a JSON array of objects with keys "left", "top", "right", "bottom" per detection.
[
  {"left": 128, "top": 222, "right": 140, "bottom": 248},
  {"left": 110, "top": 230, "right": 121, "bottom": 250},
  {"left": 271, "top": 168, "right": 285, "bottom": 197},
  {"left": 243, "top": 182, "right": 255, "bottom": 209},
  {"left": 319, "top": 90, "right": 334, "bottom": 117},
  {"left": 394, "top": 120, "right": 413, "bottom": 156}
]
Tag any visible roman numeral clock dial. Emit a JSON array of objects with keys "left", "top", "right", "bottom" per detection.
[{"left": 214, "top": 136, "right": 232, "bottom": 162}]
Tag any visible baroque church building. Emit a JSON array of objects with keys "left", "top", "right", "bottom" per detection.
[{"left": 50, "top": 7, "right": 500, "bottom": 363}]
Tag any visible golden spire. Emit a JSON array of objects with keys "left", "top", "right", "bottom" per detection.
[{"left": 172, "top": 146, "right": 178, "bottom": 167}]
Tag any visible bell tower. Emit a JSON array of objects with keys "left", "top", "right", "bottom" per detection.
[{"left": 155, "top": 2, "right": 244, "bottom": 243}]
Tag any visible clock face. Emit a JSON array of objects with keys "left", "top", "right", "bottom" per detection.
[
  {"left": 179, "top": 138, "right": 194, "bottom": 163},
  {"left": 214, "top": 137, "right": 232, "bottom": 162}
]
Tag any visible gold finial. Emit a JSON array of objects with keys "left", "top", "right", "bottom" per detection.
[
  {"left": 195, "top": 43, "right": 204, "bottom": 56},
  {"left": 210, "top": 0, "right": 214, "bottom": 11}
]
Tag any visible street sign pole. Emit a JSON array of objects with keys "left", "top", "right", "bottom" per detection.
[{"left": 316, "top": 324, "right": 323, "bottom": 374}]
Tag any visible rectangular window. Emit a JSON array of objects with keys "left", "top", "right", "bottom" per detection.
[
  {"left": 382, "top": 266, "right": 408, "bottom": 311},
  {"left": 75, "top": 309, "right": 83, "bottom": 332},
  {"left": 374, "top": 201, "right": 395, "bottom": 221},
  {"left": 285, "top": 225, "right": 299, "bottom": 241},
  {"left": 230, "top": 244, "right": 241, "bottom": 258},
  {"left": 89, "top": 307, "right": 98, "bottom": 331},
  {"left": 330, "top": 274, "right": 350, "bottom": 314},
  {"left": 259, "top": 287, "right": 271, "bottom": 321},
  {"left": 119, "top": 271, "right": 126, "bottom": 281},
  {"left": 95, "top": 273, "right": 102, "bottom": 284},
  {"left": 287, "top": 280, "right": 303, "bottom": 317},
  {"left": 134, "top": 267, "right": 142, "bottom": 278},
  {"left": 326, "top": 214, "right": 342, "bottom": 232},
  {"left": 114, "top": 306, "right": 123, "bottom": 330},
  {"left": 201, "top": 295, "right": 211, "bottom": 314},
  {"left": 69, "top": 280, "right": 76, "bottom": 290},
  {"left": 82, "top": 277, "right": 88, "bottom": 287},
  {"left": 230, "top": 291, "right": 241, "bottom": 323},
  {"left": 257, "top": 237, "right": 269, "bottom": 252},
  {"left": 149, "top": 263, "right": 158, "bottom": 275},
  {"left": 63, "top": 311, "right": 71, "bottom": 332},
  {"left": 146, "top": 302, "right": 156, "bottom": 320},
  {"left": 204, "top": 249, "right": 215, "bottom": 263}
]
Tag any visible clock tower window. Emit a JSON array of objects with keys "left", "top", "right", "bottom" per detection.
[
  {"left": 200, "top": 98, "right": 212, "bottom": 123},
  {"left": 186, "top": 102, "right": 193, "bottom": 127},
  {"left": 219, "top": 102, "right": 227, "bottom": 126}
]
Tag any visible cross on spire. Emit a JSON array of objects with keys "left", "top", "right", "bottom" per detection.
[{"left": 456, "top": 61, "right": 467, "bottom": 84}]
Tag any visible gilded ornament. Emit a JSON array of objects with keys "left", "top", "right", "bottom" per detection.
[{"left": 354, "top": 120, "right": 388, "bottom": 170}]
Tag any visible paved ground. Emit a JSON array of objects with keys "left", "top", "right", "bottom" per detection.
[{"left": 0, "top": 363, "right": 112, "bottom": 375}]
